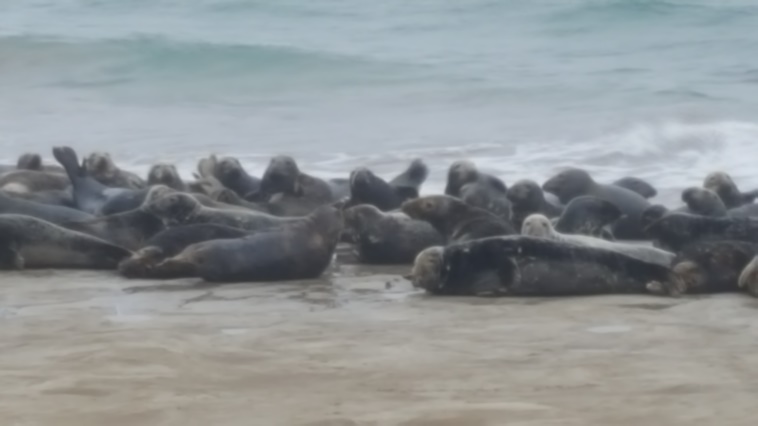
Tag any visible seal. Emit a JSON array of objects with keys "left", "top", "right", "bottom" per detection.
[
  {"left": 553, "top": 195, "right": 621, "bottom": 240},
  {"left": 410, "top": 235, "right": 683, "bottom": 297},
  {"left": 388, "top": 158, "right": 429, "bottom": 195},
  {"left": 143, "top": 191, "right": 297, "bottom": 230},
  {"left": 62, "top": 207, "right": 164, "bottom": 251},
  {"left": 206, "top": 187, "right": 276, "bottom": 213},
  {"left": 0, "top": 190, "right": 93, "bottom": 225},
  {"left": 679, "top": 187, "right": 727, "bottom": 217},
  {"left": 247, "top": 155, "right": 334, "bottom": 216},
  {"left": 703, "top": 171, "right": 758, "bottom": 209},
  {"left": 4, "top": 189, "right": 75, "bottom": 208},
  {"left": 644, "top": 212, "right": 758, "bottom": 252},
  {"left": 506, "top": 179, "right": 564, "bottom": 230},
  {"left": 346, "top": 166, "right": 420, "bottom": 212},
  {"left": 83, "top": 151, "right": 146, "bottom": 189},
  {"left": 343, "top": 204, "right": 444, "bottom": 264},
  {"left": 0, "top": 170, "right": 70, "bottom": 193},
  {"left": 654, "top": 240, "right": 758, "bottom": 295},
  {"left": 117, "top": 223, "right": 249, "bottom": 279},
  {"left": 728, "top": 203, "right": 758, "bottom": 218},
  {"left": 738, "top": 255, "right": 758, "bottom": 297},
  {"left": 214, "top": 156, "right": 261, "bottom": 197},
  {"left": 521, "top": 214, "right": 675, "bottom": 267},
  {"left": 0, "top": 214, "right": 132, "bottom": 269},
  {"left": 155, "top": 204, "right": 343, "bottom": 282},
  {"left": 16, "top": 153, "right": 65, "bottom": 174},
  {"left": 444, "top": 160, "right": 506, "bottom": 197},
  {"left": 542, "top": 167, "right": 650, "bottom": 239},
  {"left": 327, "top": 178, "right": 351, "bottom": 201},
  {"left": 147, "top": 163, "right": 187, "bottom": 191},
  {"left": 401, "top": 195, "right": 516, "bottom": 243},
  {"left": 612, "top": 177, "right": 657, "bottom": 199}
]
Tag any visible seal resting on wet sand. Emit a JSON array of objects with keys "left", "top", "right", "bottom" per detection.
[
  {"left": 346, "top": 160, "right": 428, "bottom": 211},
  {"left": 214, "top": 156, "right": 261, "bottom": 198},
  {"left": 401, "top": 195, "right": 516, "bottom": 243},
  {"left": 61, "top": 206, "right": 165, "bottom": 251},
  {"left": 522, "top": 214, "right": 675, "bottom": 267},
  {"left": 542, "top": 167, "right": 650, "bottom": 239},
  {"left": 506, "top": 179, "right": 564, "bottom": 230},
  {"left": 444, "top": 160, "right": 510, "bottom": 220},
  {"left": 644, "top": 211, "right": 758, "bottom": 252},
  {"left": 343, "top": 204, "right": 443, "bottom": 264},
  {"left": 0, "top": 214, "right": 131, "bottom": 269},
  {"left": 0, "top": 190, "right": 93, "bottom": 225},
  {"left": 154, "top": 204, "right": 343, "bottom": 282},
  {"left": 409, "top": 236, "right": 683, "bottom": 297}
]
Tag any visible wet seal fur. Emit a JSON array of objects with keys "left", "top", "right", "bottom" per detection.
[
  {"left": 554, "top": 195, "right": 621, "bottom": 240},
  {"left": 506, "top": 179, "right": 564, "bottom": 230},
  {"left": 401, "top": 195, "right": 516, "bottom": 243},
  {"left": 543, "top": 168, "right": 650, "bottom": 239},
  {"left": 612, "top": 177, "right": 657, "bottom": 199},
  {"left": 155, "top": 204, "right": 343, "bottom": 282},
  {"left": 410, "top": 236, "right": 683, "bottom": 297},
  {"left": 83, "top": 151, "right": 146, "bottom": 189},
  {"left": 118, "top": 223, "right": 248, "bottom": 279},
  {"left": 704, "top": 171, "right": 758, "bottom": 209},
  {"left": 343, "top": 204, "right": 443, "bottom": 264},
  {"left": 0, "top": 214, "right": 132, "bottom": 269},
  {"left": 644, "top": 212, "right": 758, "bottom": 252},
  {"left": 522, "top": 214, "right": 675, "bottom": 267}
]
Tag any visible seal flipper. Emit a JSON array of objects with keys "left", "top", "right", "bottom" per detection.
[
  {"left": 390, "top": 159, "right": 429, "bottom": 189},
  {"left": 0, "top": 241, "right": 24, "bottom": 270},
  {"left": 53, "top": 146, "right": 85, "bottom": 181}
]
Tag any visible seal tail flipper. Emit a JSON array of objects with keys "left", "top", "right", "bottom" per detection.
[
  {"left": 390, "top": 158, "right": 429, "bottom": 189},
  {"left": 53, "top": 146, "right": 85, "bottom": 182},
  {"left": 0, "top": 241, "right": 24, "bottom": 270}
]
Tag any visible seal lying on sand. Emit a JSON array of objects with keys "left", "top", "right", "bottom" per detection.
[
  {"left": 704, "top": 171, "right": 758, "bottom": 209},
  {"left": 343, "top": 204, "right": 443, "bottom": 264},
  {"left": 522, "top": 214, "right": 675, "bottom": 267},
  {"left": 346, "top": 160, "right": 428, "bottom": 211},
  {"left": 144, "top": 192, "right": 298, "bottom": 230},
  {"left": 147, "top": 163, "right": 187, "bottom": 191},
  {"left": 16, "top": 153, "right": 65, "bottom": 173},
  {"left": 444, "top": 160, "right": 510, "bottom": 220},
  {"left": 680, "top": 187, "right": 727, "bottom": 217},
  {"left": 554, "top": 195, "right": 620, "bottom": 240},
  {"left": 612, "top": 177, "right": 657, "bottom": 199},
  {"left": 62, "top": 207, "right": 164, "bottom": 251},
  {"left": 401, "top": 195, "right": 516, "bottom": 243},
  {"left": 0, "top": 170, "right": 70, "bottom": 193},
  {"left": 5, "top": 189, "right": 75, "bottom": 208},
  {"left": 155, "top": 204, "right": 343, "bottom": 282},
  {"left": 506, "top": 179, "right": 564, "bottom": 230},
  {"left": 409, "top": 236, "right": 682, "bottom": 297},
  {"left": 83, "top": 151, "right": 146, "bottom": 189},
  {"left": 543, "top": 167, "right": 650, "bottom": 239},
  {"left": 0, "top": 191, "right": 93, "bottom": 225},
  {"left": 644, "top": 212, "right": 758, "bottom": 252},
  {"left": 118, "top": 224, "right": 248, "bottom": 278},
  {"left": 0, "top": 214, "right": 131, "bottom": 269}
]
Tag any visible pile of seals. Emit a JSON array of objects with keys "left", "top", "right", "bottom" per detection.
[{"left": 1, "top": 147, "right": 758, "bottom": 298}]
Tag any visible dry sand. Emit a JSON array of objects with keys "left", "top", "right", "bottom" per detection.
[{"left": 1, "top": 263, "right": 757, "bottom": 426}]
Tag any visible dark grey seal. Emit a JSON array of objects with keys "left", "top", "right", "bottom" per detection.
[
  {"left": 506, "top": 179, "right": 564, "bottom": 230},
  {"left": 0, "top": 191, "right": 93, "bottom": 225},
  {"left": 554, "top": 195, "right": 621, "bottom": 240},
  {"left": 612, "top": 177, "right": 657, "bottom": 199}
]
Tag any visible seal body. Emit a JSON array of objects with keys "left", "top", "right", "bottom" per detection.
[
  {"left": 0, "top": 170, "right": 69, "bottom": 193},
  {"left": 401, "top": 195, "right": 516, "bottom": 243},
  {"left": 670, "top": 240, "right": 758, "bottom": 294},
  {"left": 83, "top": 152, "right": 146, "bottom": 189},
  {"left": 5, "top": 189, "right": 75, "bottom": 208},
  {"left": 0, "top": 214, "right": 131, "bottom": 269},
  {"left": 388, "top": 158, "right": 429, "bottom": 195},
  {"left": 506, "top": 179, "right": 564, "bottom": 230},
  {"left": 444, "top": 160, "right": 510, "bottom": 220},
  {"left": 346, "top": 163, "right": 426, "bottom": 211},
  {"left": 0, "top": 191, "right": 93, "bottom": 225},
  {"left": 680, "top": 187, "right": 727, "bottom": 217},
  {"left": 157, "top": 205, "right": 343, "bottom": 282},
  {"left": 704, "top": 171, "right": 757, "bottom": 209},
  {"left": 612, "top": 177, "right": 657, "bottom": 199},
  {"left": 249, "top": 155, "right": 334, "bottom": 216},
  {"left": 215, "top": 157, "right": 261, "bottom": 197},
  {"left": 147, "top": 163, "right": 187, "bottom": 191},
  {"left": 645, "top": 212, "right": 758, "bottom": 252},
  {"left": 343, "top": 204, "right": 443, "bottom": 264},
  {"left": 554, "top": 195, "right": 621, "bottom": 240},
  {"left": 738, "top": 255, "right": 758, "bottom": 297},
  {"left": 62, "top": 209, "right": 164, "bottom": 250}
]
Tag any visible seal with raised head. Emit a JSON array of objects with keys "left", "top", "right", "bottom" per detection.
[
  {"left": 0, "top": 190, "right": 93, "bottom": 225},
  {"left": 401, "top": 195, "right": 516, "bottom": 243},
  {"left": 506, "top": 179, "right": 564, "bottom": 230},
  {"left": 147, "top": 163, "right": 187, "bottom": 191},
  {"left": 644, "top": 212, "right": 758, "bottom": 252},
  {"left": 346, "top": 165, "right": 422, "bottom": 212},
  {"left": 542, "top": 167, "right": 650, "bottom": 239},
  {"left": 247, "top": 155, "right": 334, "bottom": 216},
  {"left": 388, "top": 158, "right": 429, "bottom": 196},
  {"left": 522, "top": 214, "right": 675, "bottom": 267},
  {"left": 704, "top": 171, "right": 758, "bottom": 209},
  {"left": 0, "top": 214, "right": 132, "bottom": 269},
  {"left": 16, "top": 153, "right": 65, "bottom": 173},
  {"left": 444, "top": 160, "right": 510, "bottom": 220},
  {"left": 83, "top": 151, "right": 146, "bottom": 189},
  {"left": 144, "top": 191, "right": 297, "bottom": 231},
  {"left": 155, "top": 204, "right": 343, "bottom": 282},
  {"left": 409, "top": 235, "right": 683, "bottom": 297},
  {"left": 62, "top": 206, "right": 164, "bottom": 251},
  {"left": 612, "top": 177, "right": 657, "bottom": 199},
  {"left": 679, "top": 187, "right": 727, "bottom": 217},
  {"left": 214, "top": 156, "right": 261, "bottom": 197},
  {"left": 343, "top": 204, "right": 444, "bottom": 264},
  {"left": 118, "top": 223, "right": 248, "bottom": 279},
  {"left": 554, "top": 195, "right": 621, "bottom": 240}
]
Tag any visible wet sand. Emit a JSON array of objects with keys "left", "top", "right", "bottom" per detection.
[{"left": 1, "top": 264, "right": 758, "bottom": 426}]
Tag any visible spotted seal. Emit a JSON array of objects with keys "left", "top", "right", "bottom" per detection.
[
  {"left": 401, "top": 195, "right": 516, "bottom": 243},
  {"left": 506, "top": 179, "right": 564, "bottom": 230}
]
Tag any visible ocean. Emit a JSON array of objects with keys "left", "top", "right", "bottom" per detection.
[{"left": 2, "top": 0, "right": 758, "bottom": 202}]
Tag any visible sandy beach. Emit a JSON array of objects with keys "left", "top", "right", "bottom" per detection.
[{"left": 0, "top": 260, "right": 756, "bottom": 426}]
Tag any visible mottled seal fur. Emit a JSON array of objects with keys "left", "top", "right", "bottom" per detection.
[
  {"left": 248, "top": 155, "right": 334, "bottom": 216},
  {"left": 704, "top": 171, "right": 758, "bottom": 209},
  {"left": 401, "top": 195, "right": 516, "bottom": 243},
  {"left": 522, "top": 214, "right": 674, "bottom": 267},
  {"left": 83, "top": 151, "right": 146, "bottom": 189},
  {"left": 156, "top": 204, "right": 343, "bottom": 282},
  {"left": 506, "top": 179, "right": 564, "bottom": 230},
  {"left": 0, "top": 190, "right": 93, "bottom": 225},
  {"left": 343, "top": 204, "right": 444, "bottom": 264},
  {"left": 680, "top": 186, "right": 727, "bottom": 217},
  {"left": 543, "top": 168, "right": 650, "bottom": 239},
  {"left": 612, "top": 177, "right": 657, "bottom": 199},
  {"left": 147, "top": 163, "right": 187, "bottom": 191},
  {"left": 554, "top": 195, "right": 621, "bottom": 240},
  {"left": 118, "top": 224, "right": 248, "bottom": 279},
  {"left": 0, "top": 214, "right": 132, "bottom": 269},
  {"left": 410, "top": 236, "right": 682, "bottom": 297},
  {"left": 214, "top": 156, "right": 261, "bottom": 197},
  {"left": 644, "top": 212, "right": 758, "bottom": 252}
]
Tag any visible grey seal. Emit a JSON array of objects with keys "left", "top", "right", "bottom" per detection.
[
  {"left": 506, "top": 179, "right": 563, "bottom": 230},
  {"left": 83, "top": 151, "right": 146, "bottom": 189}
]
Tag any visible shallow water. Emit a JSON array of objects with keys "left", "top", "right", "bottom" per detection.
[{"left": 3, "top": 1, "right": 758, "bottom": 202}]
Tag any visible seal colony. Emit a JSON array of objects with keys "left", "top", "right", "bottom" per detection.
[{"left": 2, "top": 146, "right": 758, "bottom": 298}]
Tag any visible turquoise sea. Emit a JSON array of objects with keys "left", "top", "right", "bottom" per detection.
[{"left": 2, "top": 0, "right": 758, "bottom": 200}]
